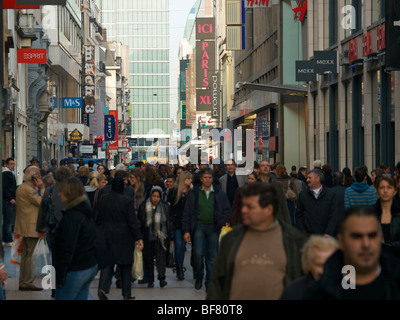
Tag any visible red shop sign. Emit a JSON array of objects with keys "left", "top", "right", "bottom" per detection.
[
  {"left": 3, "top": 0, "right": 39, "bottom": 8},
  {"left": 17, "top": 48, "right": 47, "bottom": 64}
]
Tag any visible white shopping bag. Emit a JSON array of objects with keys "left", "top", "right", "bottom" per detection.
[{"left": 32, "top": 239, "right": 51, "bottom": 277}]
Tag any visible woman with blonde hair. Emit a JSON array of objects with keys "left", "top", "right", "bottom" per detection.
[
  {"left": 84, "top": 171, "right": 103, "bottom": 208},
  {"left": 167, "top": 171, "right": 193, "bottom": 280}
]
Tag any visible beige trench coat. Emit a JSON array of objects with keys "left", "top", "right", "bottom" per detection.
[{"left": 14, "top": 182, "right": 44, "bottom": 238}]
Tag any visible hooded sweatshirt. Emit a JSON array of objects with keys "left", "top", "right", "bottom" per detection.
[{"left": 344, "top": 182, "right": 377, "bottom": 210}]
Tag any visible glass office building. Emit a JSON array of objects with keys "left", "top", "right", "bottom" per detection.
[{"left": 99, "top": 0, "right": 170, "bottom": 139}]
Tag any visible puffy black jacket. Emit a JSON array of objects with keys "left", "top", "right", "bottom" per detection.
[
  {"left": 295, "top": 186, "right": 338, "bottom": 236},
  {"left": 54, "top": 195, "right": 97, "bottom": 286}
]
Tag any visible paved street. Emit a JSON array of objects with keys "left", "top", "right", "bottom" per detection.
[{"left": 2, "top": 243, "right": 206, "bottom": 301}]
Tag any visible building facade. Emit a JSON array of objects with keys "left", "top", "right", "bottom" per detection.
[
  {"left": 99, "top": 0, "right": 170, "bottom": 162},
  {"left": 305, "top": 0, "right": 399, "bottom": 173}
]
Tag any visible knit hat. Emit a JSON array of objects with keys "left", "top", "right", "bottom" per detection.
[{"left": 150, "top": 186, "right": 163, "bottom": 197}]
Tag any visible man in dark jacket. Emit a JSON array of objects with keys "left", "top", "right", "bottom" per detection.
[
  {"left": 296, "top": 169, "right": 339, "bottom": 236},
  {"left": 183, "top": 167, "right": 231, "bottom": 291},
  {"left": 2, "top": 157, "right": 17, "bottom": 245},
  {"left": 95, "top": 177, "right": 143, "bottom": 300},
  {"left": 331, "top": 171, "right": 346, "bottom": 234},
  {"left": 305, "top": 206, "right": 400, "bottom": 300},
  {"left": 207, "top": 182, "right": 306, "bottom": 300}
]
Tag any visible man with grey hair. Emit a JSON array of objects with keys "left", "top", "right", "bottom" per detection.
[
  {"left": 295, "top": 169, "right": 339, "bottom": 236},
  {"left": 14, "top": 166, "right": 45, "bottom": 291}
]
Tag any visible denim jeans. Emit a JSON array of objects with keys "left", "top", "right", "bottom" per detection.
[
  {"left": 55, "top": 264, "right": 98, "bottom": 300},
  {"left": 0, "top": 284, "right": 5, "bottom": 300},
  {"left": 192, "top": 224, "right": 219, "bottom": 286},
  {"left": 174, "top": 229, "right": 186, "bottom": 265}
]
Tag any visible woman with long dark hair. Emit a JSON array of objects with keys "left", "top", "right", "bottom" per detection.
[{"left": 374, "top": 176, "right": 400, "bottom": 256}]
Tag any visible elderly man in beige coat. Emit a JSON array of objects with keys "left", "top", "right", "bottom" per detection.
[{"left": 14, "top": 166, "right": 45, "bottom": 291}]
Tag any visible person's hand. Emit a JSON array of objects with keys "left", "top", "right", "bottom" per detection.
[
  {"left": 34, "top": 177, "right": 44, "bottom": 190},
  {"left": 0, "top": 266, "right": 8, "bottom": 284},
  {"left": 37, "top": 233, "right": 46, "bottom": 240},
  {"left": 184, "top": 232, "right": 191, "bottom": 243},
  {"left": 135, "top": 239, "right": 144, "bottom": 251},
  {"left": 10, "top": 199, "right": 16, "bottom": 205}
]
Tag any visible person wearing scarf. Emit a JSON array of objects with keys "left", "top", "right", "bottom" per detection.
[{"left": 138, "top": 186, "right": 172, "bottom": 288}]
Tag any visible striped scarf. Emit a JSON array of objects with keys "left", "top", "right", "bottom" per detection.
[{"left": 145, "top": 199, "right": 167, "bottom": 251}]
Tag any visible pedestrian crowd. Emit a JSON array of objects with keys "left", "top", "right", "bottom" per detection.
[{"left": 1, "top": 156, "right": 400, "bottom": 300}]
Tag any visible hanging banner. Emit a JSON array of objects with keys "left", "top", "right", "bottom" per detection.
[
  {"left": 196, "top": 40, "right": 216, "bottom": 112},
  {"left": 84, "top": 45, "right": 95, "bottom": 114},
  {"left": 108, "top": 110, "right": 119, "bottom": 150},
  {"left": 104, "top": 115, "right": 116, "bottom": 142}
]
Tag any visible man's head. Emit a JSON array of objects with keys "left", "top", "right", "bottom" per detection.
[
  {"left": 50, "top": 159, "right": 57, "bottom": 167},
  {"left": 88, "top": 160, "right": 94, "bottom": 169},
  {"left": 165, "top": 174, "right": 176, "bottom": 189},
  {"left": 23, "top": 166, "right": 41, "bottom": 183},
  {"left": 354, "top": 166, "right": 368, "bottom": 183},
  {"left": 338, "top": 206, "right": 383, "bottom": 275},
  {"left": 55, "top": 166, "right": 73, "bottom": 184},
  {"left": 114, "top": 170, "right": 130, "bottom": 186},
  {"left": 241, "top": 182, "right": 279, "bottom": 231},
  {"left": 30, "top": 157, "right": 40, "bottom": 167},
  {"left": 5, "top": 158, "right": 15, "bottom": 171},
  {"left": 313, "top": 160, "right": 322, "bottom": 169},
  {"left": 307, "top": 169, "right": 324, "bottom": 189},
  {"left": 112, "top": 176, "right": 125, "bottom": 194},
  {"left": 200, "top": 167, "right": 214, "bottom": 189},
  {"left": 158, "top": 164, "right": 168, "bottom": 178},
  {"left": 259, "top": 161, "right": 271, "bottom": 176},
  {"left": 302, "top": 235, "right": 338, "bottom": 280},
  {"left": 225, "top": 159, "right": 236, "bottom": 176},
  {"left": 333, "top": 171, "right": 344, "bottom": 186}
]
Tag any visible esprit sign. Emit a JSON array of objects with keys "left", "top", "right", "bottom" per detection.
[
  {"left": 3, "top": 0, "right": 39, "bottom": 8},
  {"left": 17, "top": 49, "right": 47, "bottom": 64},
  {"left": 84, "top": 46, "right": 95, "bottom": 114}
]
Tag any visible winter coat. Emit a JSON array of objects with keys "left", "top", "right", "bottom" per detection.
[
  {"left": 305, "top": 249, "right": 400, "bottom": 300},
  {"left": 344, "top": 182, "right": 377, "bottom": 210},
  {"left": 137, "top": 199, "right": 173, "bottom": 245},
  {"left": 54, "top": 195, "right": 97, "bottom": 286},
  {"left": 331, "top": 184, "right": 346, "bottom": 234},
  {"left": 95, "top": 191, "right": 143, "bottom": 269},
  {"left": 2, "top": 169, "right": 17, "bottom": 203},
  {"left": 206, "top": 218, "right": 306, "bottom": 300},
  {"left": 280, "top": 273, "right": 315, "bottom": 300},
  {"left": 374, "top": 200, "right": 400, "bottom": 256},
  {"left": 295, "top": 186, "right": 338, "bottom": 236},
  {"left": 36, "top": 184, "right": 65, "bottom": 234},
  {"left": 168, "top": 186, "right": 192, "bottom": 231},
  {"left": 100, "top": 184, "right": 136, "bottom": 215},
  {"left": 182, "top": 184, "right": 231, "bottom": 235},
  {"left": 14, "top": 181, "right": 44, "bottom": 238}
]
